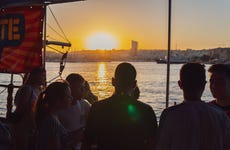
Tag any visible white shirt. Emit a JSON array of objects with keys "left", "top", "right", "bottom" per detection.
[
  {"left": 156, "top": 100, "right": 230, "bottom": 150},
  {"left": 57, "top": 99, "right": 91, "bottom": 131}
]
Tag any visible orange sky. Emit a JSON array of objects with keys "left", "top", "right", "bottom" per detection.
[{"left": 47, "top": 0, "right": 230, "bottom": 51}]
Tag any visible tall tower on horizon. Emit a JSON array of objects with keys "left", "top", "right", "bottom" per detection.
[{"left": 131, "top": 40, "right": 138, "bottom": 56}]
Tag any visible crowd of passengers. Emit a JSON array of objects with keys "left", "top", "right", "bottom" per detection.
[{"left": 0, "top": 62, "right": 230, "bottom": 150}]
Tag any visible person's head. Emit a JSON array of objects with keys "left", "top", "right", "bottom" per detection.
[
  {"left": 66, "top": 73, "right": 85, "bottom": 100},
  {"left": 26, "top": 67, "right": 46, "bottom": 86},
  {"left": 178, "top": 63, "right": 206, "bottom": 100},
  {"left": 36, "top": 80, "right": 72, "bottom": 125},
  {"left": 208, "top": 64, "right": 230, "bottom": 101},
  {"left": 112, "top": 62, "right": 137, "bottom": 94},
  {"left": 83, "top": 80, "right": 98, "bottom": 104}
]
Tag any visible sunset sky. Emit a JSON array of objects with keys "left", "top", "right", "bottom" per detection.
[{"left": 47, "top": 0, "right": 230, "bottom": 50}]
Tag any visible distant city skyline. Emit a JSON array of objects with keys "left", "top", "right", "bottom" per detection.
[{"left": 47, "top": 0, "right": 230, "bottom": 50}]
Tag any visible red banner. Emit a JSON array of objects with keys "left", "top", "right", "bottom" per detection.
[{"left": 0, "top": 6, "right": 44, "bottom": 73}]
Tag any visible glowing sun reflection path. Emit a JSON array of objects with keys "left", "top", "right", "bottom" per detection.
[
  {"left": 98, "top": 63, "right": 105, "bottom": 78},
  {"left": 96, "top": 63, "right": 113, "bottom": 99}
]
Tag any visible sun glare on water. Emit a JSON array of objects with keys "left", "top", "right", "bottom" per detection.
[
  {"left": 98, "top": 63, "right": 105, "bottom": 78},
  {"left": 86, "top": 32, "right": 118, "bottom": 50}
]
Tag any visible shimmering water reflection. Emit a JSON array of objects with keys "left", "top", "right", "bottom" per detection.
[{"left": 0, "top": 62, "right": 213, "bottom": 119}]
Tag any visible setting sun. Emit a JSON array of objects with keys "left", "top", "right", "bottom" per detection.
[{"left": 86, "top": 32, "right": 118, "bottom": 50}]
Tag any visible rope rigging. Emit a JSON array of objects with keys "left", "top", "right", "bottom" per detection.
[
  {"left": 46, "top": 35, "right": 59, "bottom": 42},
  {"left": 0, "top": 88, "right": 7, "bottom": 95},
  {"left": 46, "top": 6, "right": 72, "bottom": 82},
  {"left": 47, "top": 23, "right": 69, "bottom": 42},
  {"left": 48, "top": 6, "right": 70, "bottom": 43}
]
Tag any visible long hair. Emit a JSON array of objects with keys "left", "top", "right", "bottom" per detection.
[{"left": 35, "top": 80, "right": 69, "bottom": 126}]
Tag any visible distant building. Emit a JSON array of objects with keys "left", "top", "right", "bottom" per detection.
[
  {"left": 131, "top": 40, "right": 138, "bottom": 56},
  {"left": 211, "top": 48, "right": 230, "bottom": 63}
]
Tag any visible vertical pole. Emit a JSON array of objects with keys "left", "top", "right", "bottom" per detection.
[
  {"left": 43, "top": 5, "right": 47, "bottom": 69},
  {"left": 43, "top": 4, "right": 47, "bottom": 86},
  {"left": 166, "top": 0, "right": 171, "bottom": 108},
  {"left": 10, "top": 74, "right": 13, "bottom": 84},
  {"left": 6, "top": 74, "right": 14, "bottom": 118}
]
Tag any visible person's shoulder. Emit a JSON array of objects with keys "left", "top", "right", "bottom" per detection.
[
  {"left": 17, "top": 84, "right": 31, "bottom": 92},
  {"left": 88, "top": 97, "right": 112, "bottom": 117},
  {"left": 198, "top": 102, "right": 230, "bottom": 121},
  {"left": 90, "top": 96, "right": 116, "bottom": 111},
  {"left": 135, "top": 100, "right": 154, "bottom": 110},
  {"left": 16, "top": 85, "right": 35, "bottom": 98},
  {"left": 160, "top": 103, "right": 185, "bottom": 118},
  {"left": 135, "top": 100, "right": 157, "bottom": 122},
  {"left": 14, "top": 85, "right": 33, "bottom": 104},
  {"left": 80, "top": 99, "right": 91, "bottom": 107},
  {"left": 92, "top": 97, "right": 111, "bottom": 106},
  {"left": 208, "top": 104, "right": 230, "bottom": 124},
  {"left": 163, "top": 103, "right": 184, "bottom": 112},
  {"left": 132, "top": 100, "right": 157, "bottom": 118},
  {"left": 159, "top": 103, "right": 186, "bottom": 125},
  {"left": 206, "top": 103, "right": 226, "bottom": 114}
]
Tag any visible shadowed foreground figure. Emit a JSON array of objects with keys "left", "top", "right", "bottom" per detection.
[
  {"left": 12, "top": 67, "right": 46, "bottom": 150},
  {"left": 156, "top": 63, "right": 230, "bottom": 150},
  {"left": 83, "top": 80, "right": 98, "bottom": 104},
  {"left": 57, "top": 73, "right": 91, "bottom": 150},
  {"left": 208, "top": 64, "right": 230, "bottom": 118},
  {"left": 0, "top": 121, "right": 11, "bottom": 150},
  {"left": 35, "top": 80, "right": 82, "bottom": 150},
  {"left": 84, "top": 62, "right": 157, "bottom": 150}
]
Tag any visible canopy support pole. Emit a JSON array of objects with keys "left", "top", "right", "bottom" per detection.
[
  {"left": 6, "top": 74, "right": 14, "bottom": 119},
  {"left": 166, "top": 0, "right": 171, "bottom": 108},
  {"left": 43, "top": 5, "right": 47, "bottom": 69},
  {"left": 43, "top": 4, "right": 47, "bottom": 86}
]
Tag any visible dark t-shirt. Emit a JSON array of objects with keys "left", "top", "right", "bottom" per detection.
[{"left": 85, "top": 94, "right": 157, "bottom": 150}]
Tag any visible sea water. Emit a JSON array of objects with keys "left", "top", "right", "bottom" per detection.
[{"left": 0, "top": 62, "right": 213, "bottom": 119}]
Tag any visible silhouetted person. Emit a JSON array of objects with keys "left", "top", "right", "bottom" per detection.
[
  {"left": 35, "top": 80, "right": 82, "bottom": 150},
  {"left": 57, "top": 73, "right": 91, "bottom": 150},
  {"left": 84, "top": 62, "right": 157, "bottom": 150},
  {"left": 208, "top": 64, "right": 230, "bottom": 118},
  {"left": 0, "top": 121, "right": 11, "bottom": 150},
  {"left": 83, "top": 80, "right": 98, "bottom": 104},
  {"left": 12, "top": 67, "right": 46, "bottom": 150},
  {"left": 156, "top": 63, "right": 230, "bottom": 150}
]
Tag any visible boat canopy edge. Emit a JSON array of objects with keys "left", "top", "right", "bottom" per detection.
[{"left": 0, "top": 0, "right": 84, "bottom": 8}]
